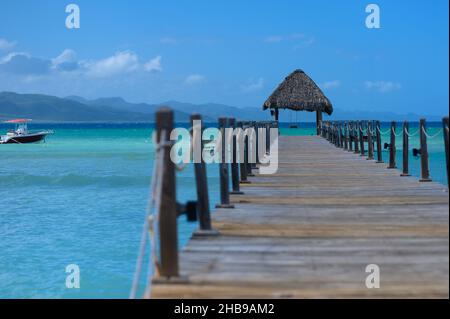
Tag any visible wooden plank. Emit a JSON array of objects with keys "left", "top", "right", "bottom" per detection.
[{"left": 150, "top": 135, "right": 449, "bottom": 299}]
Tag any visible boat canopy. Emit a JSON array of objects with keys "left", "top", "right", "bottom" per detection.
[{"left": 4, "top": 119, "right": 31, "bottom": 123}]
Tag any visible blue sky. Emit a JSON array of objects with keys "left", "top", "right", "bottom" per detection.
[{"left": 0, "top": 0, "right": 448, "bottom": 115}]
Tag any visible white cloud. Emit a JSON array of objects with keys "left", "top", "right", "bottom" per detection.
[
  {"left": 365, "top": 81, "right": 401, "bottom": 93},
  {"left": 144, "top": 55, "right": 162, "bottom": 72},
  {"left": 85, "top": 51, "right": 139, "bottom": 77},
  {"left": 0, "top": 52, "right": 51, "bottom": 75},
  {"left": 322, "top": 80, "right": 341, "bottom": 89},
  {"left": 0, "top": 49, "right": 162, "bottom": 78},
  {"left": 52, "top": 49, "right": 76, "bottom": 66},
  {"left": 242, "top": 78, "right": 264, "bottom": 92},
  {"left": 0, "top": 38, "right": 16, "bottom": 50},
  {"left": 185, "top": 74, "right": 205, "bottom": 85},
  {"left": 51, "top": 49, "right": 79, "bottom": 71}
]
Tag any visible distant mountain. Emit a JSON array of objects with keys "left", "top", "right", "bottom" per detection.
[
  {"left": 65, "top": 95, "right": 198, "bottom": 122},
  {"left": 0, "top": 92, "right": 155, "bottom": 122},
  {"left": 1, "top": 91, "right": 444, "bottom": 123}
]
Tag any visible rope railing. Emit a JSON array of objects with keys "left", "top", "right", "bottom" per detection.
[
  {"left": 138, "top": 108, "right": 279, "bottom": 298},
  {"left": 320, "top": 118, "right": 449, "bottom": 187},
  {"left": 377, "top": 126, "right": 391, "bottom": 135},
  {"left": 422, "top": 127, "right": 444, "bottom": 139},
  {"left": 130, "top": 130, "right": 166, "bottom": 299}
]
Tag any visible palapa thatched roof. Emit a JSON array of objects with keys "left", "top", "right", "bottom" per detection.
[{"left": 263, "top": 69, "right": 333, "bottom": 115}]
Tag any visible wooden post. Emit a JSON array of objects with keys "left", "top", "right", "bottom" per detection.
[
  {"left": 344, "top": 121, "right": 348, "bottom": 151},
  {"left": 316, "top": 111, "right": 322, "bottom": 135},
  {"left": 239, "top": 122, "right": 250, "bottom": 184},
  {"left": 419, "top": 119, "right": 432, "bottom": 182},
  {"left": 348, "top": 122, "right": 353, "bottom": 152},
  {"left": 246, "top": 126, "right": 254, "bottom": 176},
  {"left": 376, "top": 121, "right": 383, "bottom": 163},
  {"left": 216, "top": 117, "right": 234, "bottom": 207},
  {"left": 191, "top": 114, "right": 219, "bottom": 236},
  {"left": 443, "top": 117, "right": 449, "bottom": 187},
  {"left": 367, "top": 121, "right": 374, "bottom": 160},
  {"left": 274, "top": 108, "right": 279, "bottom": 121},
  {"left": 354, "top": 122, "right": 359, "bottom": 153},
  {"left": 338, "top": 122, "right": 343, "bottom": 148},
  {"left": 229, "top": 118, "right": 243, "bottom": 194},
  {"left": 359, "top": 121, "right": 365, "bottom": 156},
  {"left": 255, "top": 122, "right": 259, "bottom": 165},
  {"left": 400, "top": 121, "right": 410, "bottom": 176},
  {"left": 387, "top": 121, "right": 397, "bottom": 169},
  {"left": 155, "top": 108, "right": 178, "bottom": 278}
]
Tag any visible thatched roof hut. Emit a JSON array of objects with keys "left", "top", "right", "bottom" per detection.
[{"left": 263, "top": 69, "right": 333, "bottom": 134}]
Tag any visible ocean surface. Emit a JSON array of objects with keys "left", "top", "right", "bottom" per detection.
[{"left": 0, "top": 122, "right": 447, "bottom": 298}]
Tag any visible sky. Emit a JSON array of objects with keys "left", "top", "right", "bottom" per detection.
[{"left": 0, "top": 0, "right": 448, "bottom": 115}]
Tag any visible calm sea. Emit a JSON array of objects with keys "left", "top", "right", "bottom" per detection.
[{"left": 0, "top": 122, "right": 447, "bottom": 298}]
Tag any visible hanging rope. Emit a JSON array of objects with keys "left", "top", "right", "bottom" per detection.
[
  {"left": 404, "top": 127, "right": 420, "bottom": 137},
  {"left": 422, "top": 127, "right": 444, "bottom": 139},
  {"left": 377, "top": 126, "right": 391, "bottom": 135},
  {"left": 392, "top": 127, "right": 403, "bottom": 137},
  {"left": 130, "top": 130, "right": 166, "bottom": 299}
]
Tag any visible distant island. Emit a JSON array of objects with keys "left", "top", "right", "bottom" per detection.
[{"left": 0, "top": 91, "right": 443, "bottom": 122}]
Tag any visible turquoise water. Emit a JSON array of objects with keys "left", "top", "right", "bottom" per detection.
[{"left": 0, "top": 122, "right": 447, "bottom": 298}]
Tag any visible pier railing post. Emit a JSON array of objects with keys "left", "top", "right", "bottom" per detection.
[
  {"left": 354, "top": 122, "right": 359, "bottom": 154},
  {"left": 191, "top": 114, "right": 213, "bottom": 232},
  {"left": 367, "top": 121, "right": 374, "bottom": 160},
  {"left": 216, "top": 117, "right": 234, "bottom": 208},
  {"left": 401, "top": 121, "right": 410, "bottom": 176},
  {"left": 239, "top": 122, "right": 250, "bottom": 184},
  {"left": 376, "top": 121, "right": 383, "bottom": 163},
  {"left": 443, "top": 117, "right": 449, "bottom": 187},
  {"left": 344, "top": 122, "right": 348, "bottom": 150},
  {"left": 229, "top": 118, "right": 243, "bottom": 194},
  {"left": 348, "top": 122, "right": 353, "bottom": 152},
  {"left": 339, "top": 122, "right": 343, "bottom": 148},
  {"left": 387, "top": 121, "right": 397, "bottom": 169},
  {"left": 419, "top": 118, "right": 432, "bottom": 182},
  {"left": 155, "top": 108, "right": 179, "bottom": 278},
  {"left": 359, "top": 121, "right": 365, "bottom": 156},
  {"left": 246, "top": 125, "right": 255, "bottom": 176}
]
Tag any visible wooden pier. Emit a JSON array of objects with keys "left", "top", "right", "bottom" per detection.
[{"left": 148, "top": 119, "right": 449, "bottom": 298}]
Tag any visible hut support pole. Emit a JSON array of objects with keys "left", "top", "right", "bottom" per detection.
[
  {"left": 401, "top": 121, "right": 410, "bottom": 176},
  {"left": 419, "top": 119, "right": 432, "bottom": 182},
  {"left": 387, "top": 121, "right": 397, "bottom": 169},
  {"left": 316, "top": 111, "right": 322, "bottom": 135},
  {"left": 443, "top": 117, "right": 449, "bottom": 187}
]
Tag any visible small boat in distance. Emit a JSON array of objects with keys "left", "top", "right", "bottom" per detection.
[{"left": 0, "top": 119, "right": 53, "bottom": 144}]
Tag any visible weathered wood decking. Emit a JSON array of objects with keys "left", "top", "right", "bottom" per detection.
[{"left": 151, "top": 135, "right": 449, "bottom": 298}]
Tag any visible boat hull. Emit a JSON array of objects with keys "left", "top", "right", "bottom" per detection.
[{"left": 1, "top": 133, "right": 48, "bottom": 144}]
